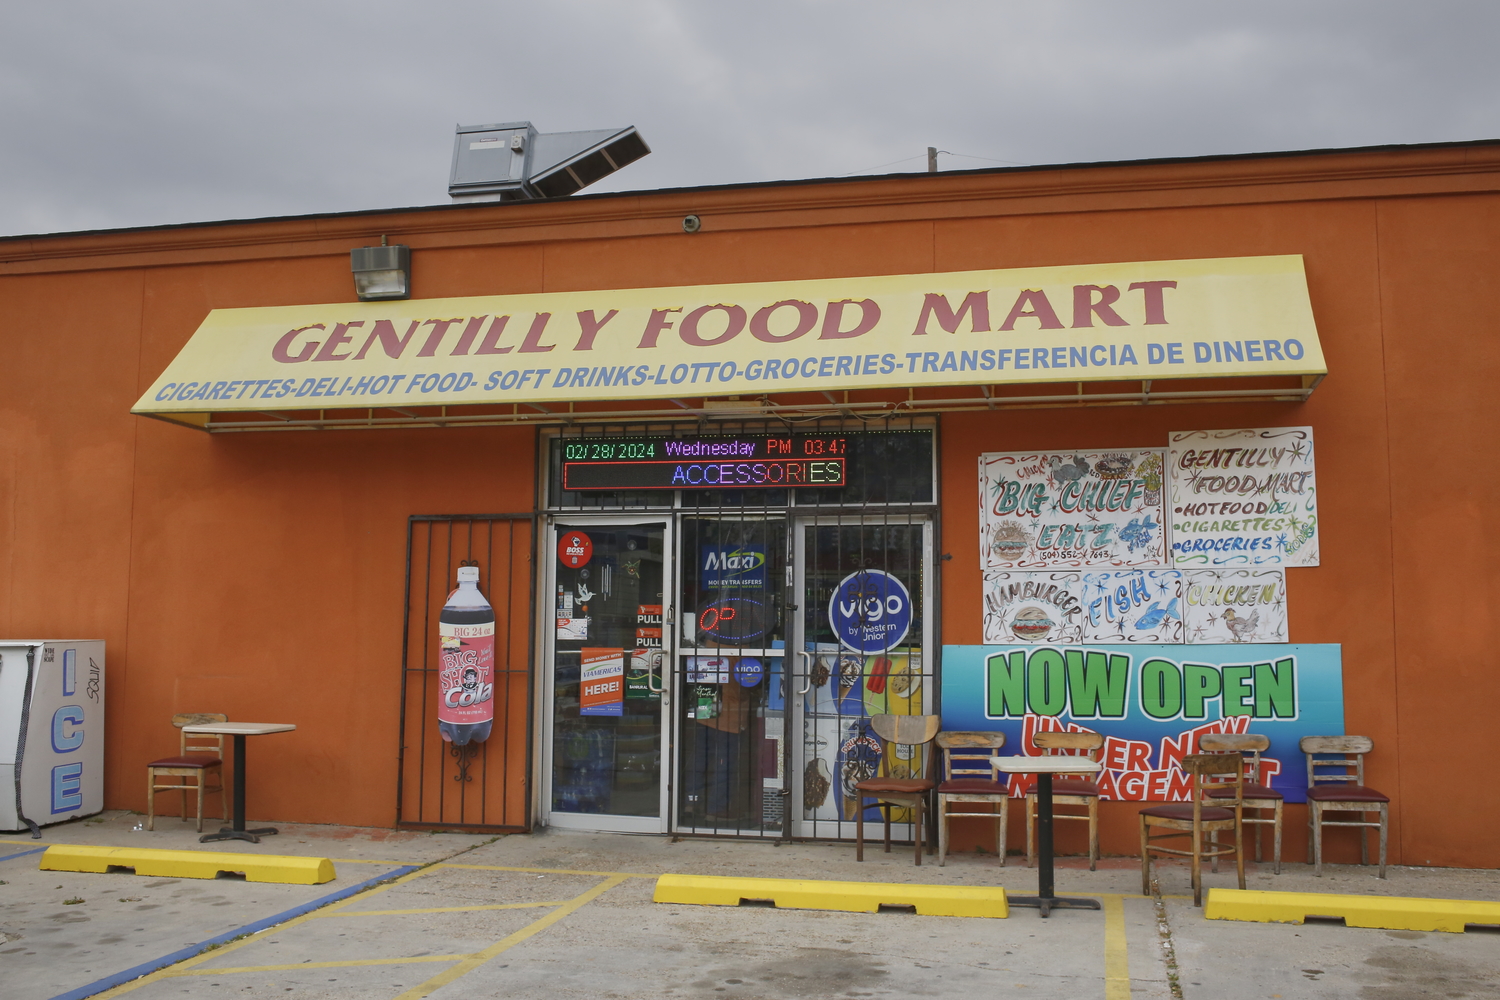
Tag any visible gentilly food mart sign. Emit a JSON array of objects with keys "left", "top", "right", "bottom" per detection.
[{"left": 135, "top": 255, "right": 1323, "bottom": 421}]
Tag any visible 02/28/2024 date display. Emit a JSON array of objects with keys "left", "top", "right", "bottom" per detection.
[{"left": 561, "top": 434, "right": 847, "bottom": 491}]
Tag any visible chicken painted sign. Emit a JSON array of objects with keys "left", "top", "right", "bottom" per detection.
[
  {"left": 133, "top": 256, "right": 1324, "bottom": 425},
  {"left": 941, "top": 643, "right": 1344, "bottom": 803},
  {"left": 1182, "top": 568, "right": 1288, "bottom": 644}
]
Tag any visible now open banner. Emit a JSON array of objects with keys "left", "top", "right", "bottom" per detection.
[
  {"left": 940, "top": 644, "right": 1343, "bottom": 803},
  {"left": 135, "top": 255, "right": 1323, "bottom": 421}
]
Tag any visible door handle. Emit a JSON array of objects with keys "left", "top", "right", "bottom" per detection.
[
  {"left": 647, "top": 649, "right": 666, "bottom": 694},
  {"left": 796, "top": 650, "right": 813, "bottom": 695}
]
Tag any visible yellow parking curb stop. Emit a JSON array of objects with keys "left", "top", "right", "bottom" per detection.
[
  {"left": 40, "top": 845, "right": 336, "bottom": 885},
  {"left": 653, "top": 874, "right": 1007, "bottom": 918},
  {"left": 1204, "top": 888, "right": 1500, "bottom": 933}
]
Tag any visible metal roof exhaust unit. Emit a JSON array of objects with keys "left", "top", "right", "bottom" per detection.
[{"left": 448, "top": 121, "right": 650, "bottom": 203}]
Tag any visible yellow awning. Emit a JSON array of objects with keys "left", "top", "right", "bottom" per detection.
[{"left": 134, "top": 254, "right": 1325, "bottom": 430}]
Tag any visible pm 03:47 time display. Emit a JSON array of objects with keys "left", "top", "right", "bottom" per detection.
[{"left": 561, "top": 434, "right": 847, "bottom": 490}]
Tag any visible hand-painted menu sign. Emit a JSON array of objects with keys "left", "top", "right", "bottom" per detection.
[
  {"left": 984, "top": 568, "right": 1283, "bottom": 645},
  {"left": 1169, "top": 426, "right": 1318, "bottom": 566},
  {"left": 1183, "top": 569, "right": 1288, "bottom": 643},
  {"left": 979, "top": 450, "right": 1167, "bottom": 569}
]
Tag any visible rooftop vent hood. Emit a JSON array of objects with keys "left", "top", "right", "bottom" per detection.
[{"left": 448, "top": 121, "right": 651, "bottom": 203}]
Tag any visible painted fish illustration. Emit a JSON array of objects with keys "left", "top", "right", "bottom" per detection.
[
  {"left": 1135, "top": 598, "right": 1180, "bottom": 630},
  {"left": 1118, "top": 516, "right": 1159, "bottom": 553}
]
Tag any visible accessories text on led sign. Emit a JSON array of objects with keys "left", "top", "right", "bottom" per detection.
[{"left": 561, "top": 434, "right": 847, "bottom": 491}]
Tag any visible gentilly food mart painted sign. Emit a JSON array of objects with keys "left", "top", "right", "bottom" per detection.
[{"left": 135, "top": 255, "right": 1324, "bottom": 420}]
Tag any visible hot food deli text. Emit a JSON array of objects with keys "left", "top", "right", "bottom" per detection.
[{"left": 137, "top": 256, "right": 1324, "bottom": 417}]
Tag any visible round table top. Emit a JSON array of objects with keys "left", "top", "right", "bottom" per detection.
[
  {"left": 180, "top": 722, "right": 297, "bottom": 736},
  {"left": 990, "top": 756, "right": 1103, "bottom": 774}
]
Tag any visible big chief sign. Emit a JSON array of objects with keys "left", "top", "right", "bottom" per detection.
[{"left": 136, "top": 255, "right": 1323, "bottom": 420}]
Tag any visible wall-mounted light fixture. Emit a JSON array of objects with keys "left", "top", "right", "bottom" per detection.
[{"left": 351, "top": 241, "right": 411, "bottom": 301}]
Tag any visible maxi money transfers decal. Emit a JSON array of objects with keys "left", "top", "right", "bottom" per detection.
[
  {"left": 701, "top": 545, "right": 767, "bottom": 588},
  {"left": 1169, "top": 426, "right": 1319, "bottom": 567},
  {"left": 980, "top": 450, "right": 1168, "bottom": 569},
  {"left": 134, "top": 255, "right": 1324, "bottom": 422},
  {"left": 941, "top": 644, "right": 1343, "bottom": 803}
]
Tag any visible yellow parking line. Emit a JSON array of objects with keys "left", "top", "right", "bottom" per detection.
[
  {"left": 91, "top": 865, "right": 437, "bottom": 997},
  {"left": 319, "top": 902, "right": 569, "bottom": 916},
  {"left": 171, "top": 955, "right": 467, "bottom": 975},
  {"left": 1100, "top": 894, "right": 1131, "bottom": 1000},
  {"left": 434, "top": 862, "right": 655, "bottom": 877},
  {"left": 392, "top": 875, "right": 631, "bottom": 1000}
]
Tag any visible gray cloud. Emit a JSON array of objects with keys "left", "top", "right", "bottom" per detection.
[{"left": 1, "top": 1, "right": 1497, "bottom": 236}]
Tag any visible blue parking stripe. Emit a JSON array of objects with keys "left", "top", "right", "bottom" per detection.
[
  {"left": 47, "top": 864, "right": 422, "bottom": 1000},
  {"left": 0, "top": 846, "right": 48, "bottom": 863}
]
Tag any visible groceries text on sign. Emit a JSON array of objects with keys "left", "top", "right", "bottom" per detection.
[{"left": 135, "top": 256, "right": 1325, "bottom": 415}]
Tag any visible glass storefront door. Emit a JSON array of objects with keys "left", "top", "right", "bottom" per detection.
[
  {"left": 544, "top": 518, "right": 671, "bottom": 833},
  {"left": 540, "top": 420, "right": 938, "bottom": 839},
  {"left": 789, "top": 516, "right": 934, "bottom": 840},
  {"left": 544, "top": 513, "right": 935, "bottom": 838},
  {"left": 672, "top": 516, "right": 788, "bottom": 837}
]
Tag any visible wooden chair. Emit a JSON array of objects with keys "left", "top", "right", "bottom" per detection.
[
  {"left": 1025, "top": 730, "right": 1104, "bottom": 870},
  {"left": 147, "top": 713, "right": 229, "bottom": 832},
  {"left": 935, "top": 732, "right": 1009, "bottom": 866},
  {"left": 1140, "top": 752, "right": 1245, "bottom": 906},
  {"left": 855, "top": 714, "right": 941, "bottom": 866},
  {"left": 1200, "top": 733, "right": 1284, "bottom": 874},
  {"left": 1300, "top": 735, "right": 1388, "bottom": 878}
]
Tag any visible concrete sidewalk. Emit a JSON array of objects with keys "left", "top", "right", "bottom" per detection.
[{"left": 3, "top": 811, "right": 1498, "bottom": 999}]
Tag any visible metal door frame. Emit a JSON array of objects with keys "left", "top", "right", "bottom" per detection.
[
  {"left": 787, "top": 512, "right": 935, "bottom": 842},
  {"left": 540, "top": 514, "right": 675, "bottom": 834},
  {"left": 668, "top": 510, "right": 790, "bottom": 839},
  {"left": 396, "top": 514, "right": 537, "bottom": 832}
]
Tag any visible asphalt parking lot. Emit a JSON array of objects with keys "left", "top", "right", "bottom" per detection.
[{"left": 3, "top": 812, "right": 1498, "bottom": 1000}]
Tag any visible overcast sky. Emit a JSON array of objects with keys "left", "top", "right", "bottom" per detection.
[{"left": 3, "top": 1, "right": 1497, "bottom": 238}]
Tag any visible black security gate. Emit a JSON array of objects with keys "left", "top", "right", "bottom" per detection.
[
  {"left": 544, "top": 418, "right": 939, "bottom": 840},
  {"left": 397, "top": 514, "right": 536, "bottom": 830}
]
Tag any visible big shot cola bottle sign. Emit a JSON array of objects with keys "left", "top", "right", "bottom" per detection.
[{"left": 439, "top": 565, "right": 495, "bottom": 745}]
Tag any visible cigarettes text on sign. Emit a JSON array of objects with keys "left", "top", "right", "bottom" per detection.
[{"left": 136, "top": 256, "right": 1325, "bottom": 414}]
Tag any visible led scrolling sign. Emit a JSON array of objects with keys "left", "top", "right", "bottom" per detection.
[{"left": 561, "top": 434, "right": 848, "bottom": 491}]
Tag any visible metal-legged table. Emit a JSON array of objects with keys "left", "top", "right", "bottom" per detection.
[
  {"left": 992, "top": 756, "right": 1104, "bottom": 917},
  {"left": 182, "top": 722, "right": 297, "bottom": 844}
]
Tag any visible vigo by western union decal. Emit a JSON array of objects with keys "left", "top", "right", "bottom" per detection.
[{"left": 134, "top": 255, "right": 1324, "bottom": 415}]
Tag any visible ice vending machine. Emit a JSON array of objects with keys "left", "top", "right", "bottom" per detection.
[{"left": 0, "top": 641, "right": 105, "bottom": 835}]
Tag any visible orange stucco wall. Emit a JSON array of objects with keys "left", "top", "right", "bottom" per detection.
[{"left": 2, "top": 143, "right": 1497, "bottom": 866}]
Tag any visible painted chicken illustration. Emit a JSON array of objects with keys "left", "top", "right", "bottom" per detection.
[
  {"left": 1222, "top": 608, "right": 1259, "bottom": 643},
  {"left": 1051, "top": 454, "right": 1091, "bottom": 486}
]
